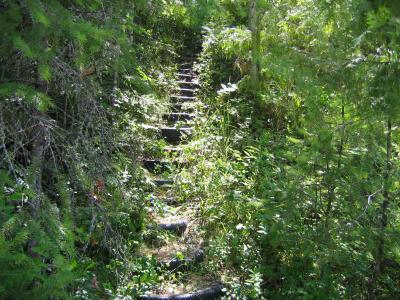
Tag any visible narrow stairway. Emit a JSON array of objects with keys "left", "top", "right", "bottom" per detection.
[{"left": 139, "top": 60, "right": 224, "bottom": 300}]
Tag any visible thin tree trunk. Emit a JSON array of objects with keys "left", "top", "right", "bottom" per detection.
[
  {"left": 32, "top": 48, "right": 48, "bottom": 216},
  {"left": 31, "top": 132, "right": 44, "bottom": 216},
  {"left": 326, "top": 98, "right": 345, "bottom": 217},
  {"left": 370, "top": 117, "right": 392, "bottom": 297},
  {"left": 337, "top": 97, "right": 345, "bottom": 169},
  {"left": 113, "top": 69, "right": 119, "bottom": 92},
  {"left": 377, "top": 117, "right": 392, "bottom": 272},
  {"left": 249, "top": 0, "right": 260, "bottom": 90}
]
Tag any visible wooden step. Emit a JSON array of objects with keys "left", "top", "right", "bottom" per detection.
[
  {"left": 159, "top": 250, "right": 204, "bottom": 272},
  {"left": 158, "top": 221, "right": 187, "bottom": 235},
  {"left": 139, "top": 283, "right": 224, "bottom": 300},
  {"left": 142, "top": 240, "right": 205, "bottom": 269},
  {"left": 143, "top": 160, "right": 178, "bottom": 173},
  {"left": 177, "top": 78, "right": 196, "bottom": 84},
  {"left": 176, "top": 80, "right": 198, "bottom": 84},
  {"left": 152, "top": 217, "right": 188, "bottom": 235},
  {"left": 178, "top": 68, "right": 192, "bottom": 74},
  {"left": 163, "top": 113, "right": 194, "bottom": 122},
  {"left": 171, "top": 95, "right": 196, "bottom": 102},
  {"left": 164, "top": 250, "right": 204, "bottom": 271},
  {"left": 177, "top": 73, "right": 194, "bottom": 79},
  {"left": 150, "top": 196, "right": 180, "bottom": 206},
  {"left": 176, "top": 81, "right": 199, "bottom": 89},
  {"left": 161, "top": 127, "right": 192, "bottom": 143},
  {"left": 177, "top": 77, "right": 196, "bottom": 83},
  {"left": 153, "top": 178, "right": 174, "bottom": 186},
  {"left": 179, "top": 62, "right": 193, "bottom": 67},
  {"left": 177, "top": 88, "right": 197, "bottom": 97},
  {"left": 171, "top": 103, "right": 195, "bottom": 113},
  {"left": 163, "top": 146, "right": 183, "bottom": 155},
  {"left": 143, "top": 125, "right": 193, "bottom": 140}
]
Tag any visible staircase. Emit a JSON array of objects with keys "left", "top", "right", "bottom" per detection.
[{"left": 139, "top": 60, "right": 224, "bottom": 299}]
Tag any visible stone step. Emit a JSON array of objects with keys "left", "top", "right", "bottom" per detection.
[
  {"left": 144, "top": 159, "right": 178, "bottom": 173},
  {"left": 163, "top": 112, "right": 194, "bottom": 122},
  {"left": 161, "top": 127, "right": 192, "bottom": 143},
  {"left": 171, "top": 95, "right": 196, "bottom": 102}
]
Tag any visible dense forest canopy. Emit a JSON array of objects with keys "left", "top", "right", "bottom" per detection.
[{"left": 0, "top": 0, "right": 399, "bottom": 299}]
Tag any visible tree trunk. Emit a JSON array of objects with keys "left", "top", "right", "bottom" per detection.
[
  {"left": 249, "top": 0, "right": 260, "bottom": 90},
  {"left": 377, "top": 118, "right": 392, "bottom": 271},
  {"left": 326, "top": 97, "right": 345, "bottom": 218},
  {"left": 370, "top": 117, "right": 392, "bottom": 297},
  {"left": 31, "top": 132, "right": 44, "bottom": 216}
]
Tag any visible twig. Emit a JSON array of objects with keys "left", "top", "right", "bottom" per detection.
[
  {"left": 0, "top": 109, "right": 17, "bottom": 179},
  {"left": 354, "top": 187, "right": 383, "bottom": 222}
]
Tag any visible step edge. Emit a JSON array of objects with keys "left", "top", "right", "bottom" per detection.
[{"left": 139, "top": 284, "right": 224, "bottom": 300}]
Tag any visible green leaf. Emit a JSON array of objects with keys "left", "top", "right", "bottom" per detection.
[
  {"left": 26, "top": 0, "right": 50, "bottom": 27},
  {"left": 0, "top": 170, "right": 13, "bottom": 188},
  {"left": 175, "top": 251, "right": 185, "bottom": 260},
  {"left": 13, "top": 36, "right": 34, "bottom": 58},
  {"left": 0, "top": 83, "right": 53, "bottom": 112},
  {"left": 38, "top": 64, "right": 52, "bottom": 81},
  {"left": 367, "top": 6, "right": 391, "bottom": 30}
]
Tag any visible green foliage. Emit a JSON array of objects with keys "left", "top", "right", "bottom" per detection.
[
  {"left": 0, "top": 83, "right": 53, "bottom": 112},
  {"left": 1, "top": 0, "right": 400, "bottom": 298},
  {"left": 174, "top": 0, "right": 400, "bottom": 298},
  {"left": 0, "top": 0, "right": 192, "bottom": 298},
  {"left": 0, "top": 170, "right": 76, "bottom": 299}
]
